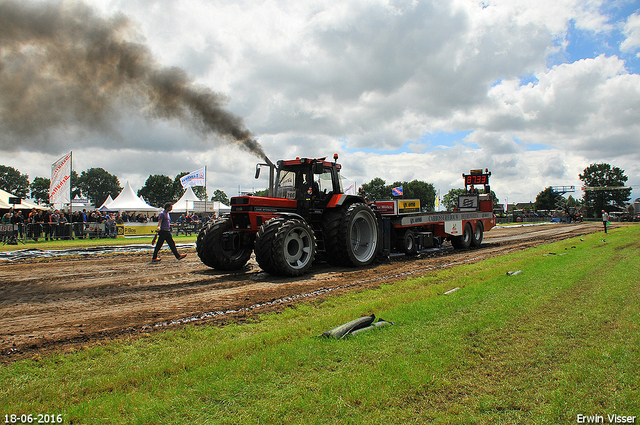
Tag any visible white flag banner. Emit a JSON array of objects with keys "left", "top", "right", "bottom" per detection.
[
  {"left": 50, "top": 152, "right": 72, "bottom": 205},
  {"left": 180, "top": 167, "right": 206, "bottom": 188},
  {"left": 344, "top": 183, "right": 356, "bottom": 195}
]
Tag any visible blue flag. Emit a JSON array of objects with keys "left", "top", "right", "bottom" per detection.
[{"left": 392, "top": 186, "right": 403, "bottom": 196}]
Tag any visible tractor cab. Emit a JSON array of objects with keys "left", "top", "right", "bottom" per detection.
[{"left": 273, "top": 156, "right": 343, "bottom": 203}]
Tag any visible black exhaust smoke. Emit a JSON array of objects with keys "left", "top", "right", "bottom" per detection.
[{"left": 0, "top": 0, "right": 265, "bottom": 158}]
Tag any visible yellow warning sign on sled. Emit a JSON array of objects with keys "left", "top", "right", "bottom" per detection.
[{"left": 398, "top": 200, "right": 420, "bottom": 214}]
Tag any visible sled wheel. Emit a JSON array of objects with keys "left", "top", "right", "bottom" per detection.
[
  {"left": 471, "top": 221, "right": 484, "bottom": 247},
  {"left": 398, "top": 229, "right": 418, "bottom": 256},
  {"left": 451, "top": 222, "right": 473, "bottom": 249}
]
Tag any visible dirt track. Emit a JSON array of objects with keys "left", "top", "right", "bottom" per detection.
[{"left": 0, "top": 222, "right": 608, "bottom": 360}]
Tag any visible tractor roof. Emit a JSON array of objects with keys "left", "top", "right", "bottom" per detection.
[{"left": 278, "top": 157, "right": 341, "bottom": 169}]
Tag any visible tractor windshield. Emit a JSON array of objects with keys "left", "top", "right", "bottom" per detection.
[
  {"left": 275, "top": 170, "right": 297, "bottom": 199},
  {"left": 274, "top": 163, "right": 342, "bottom": 199},
  {"left": 316, "top": 168, "right": 341, "bottom": 195}
]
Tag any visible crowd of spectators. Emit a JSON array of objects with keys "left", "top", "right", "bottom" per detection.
[
  {"left": 1, "top": 207, "right": 221, "bottom": 243},
  {"left": 1, "top": 208, "right": 161, "bottom": 242},
  {"left": 175, "top": 212, "right": 217, "bottom": 224}
]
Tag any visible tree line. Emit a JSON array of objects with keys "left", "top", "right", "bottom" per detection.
[
  {"left": 1, "top": 162, "right": 632, "bottom": 217},
  {"left": 0, "top": 165, "right": 229, "bottom": 208},
  {"left": 534, "top": 163, "right": 633, "bottom": 218},
  {"left": 357, "top": 163, "right": 632, "bottom": 218}
]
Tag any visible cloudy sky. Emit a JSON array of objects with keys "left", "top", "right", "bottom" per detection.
[{"left": 2, "top": 0, "right": 640, "bottom": 208}]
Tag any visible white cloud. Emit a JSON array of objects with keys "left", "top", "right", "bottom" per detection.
[
  {"left": 3, "top": 0, "right": 640, "bottom": 205},
  {"left": 621, "top": 12, "right": 640, "bottom": 54}
]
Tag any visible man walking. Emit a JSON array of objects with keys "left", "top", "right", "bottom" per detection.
[
  {"left": 602, "top": 210, "right": 609, "bottom": 234},
  {"left": 152, "top": 202, "right": 187, "bottom": 262}
]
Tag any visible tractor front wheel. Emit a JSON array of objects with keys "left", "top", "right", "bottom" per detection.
[{"left": 255, "top": 218, "right": 316, "bottom": 276}]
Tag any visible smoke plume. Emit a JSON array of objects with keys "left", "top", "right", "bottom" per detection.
[{"left": 0, "top": 0, "right": 265, "bottom": 158}]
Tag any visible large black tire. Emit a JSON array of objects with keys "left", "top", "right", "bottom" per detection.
[
  {"left": 471, "top": 221, "right": 484, "bottom": 247},
  {"left": 451, "top": 222, "right": 473, "bottom": 249},
  {"left": 254, "top": 218, "right": 286, "bottom": 275},
  {"left": 255, "top": 218, "right": 316, "bottom": 276},
  {"left": 397, "top": 229, "right": 418, "bottom": 256},
  {"left": 196, "top": 217, "right": 252, "bottom": 270},
  {"left": 322, "top": 203, "right": 380, "bottom": 267}
]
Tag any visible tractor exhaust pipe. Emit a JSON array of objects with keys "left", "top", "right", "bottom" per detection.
[
  {"left": 255, "top": 156, "right": 276, "bottom": 197},
  {"left": 264, "top": 156, "right": 275, "bottom": 197}
]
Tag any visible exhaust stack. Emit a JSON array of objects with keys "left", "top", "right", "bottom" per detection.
[
  {"left": 255, "top": 156, "right": 276, "bottom": 197},
  {"left": 265, "top": 156, "right": 275, "bottom": 197}
]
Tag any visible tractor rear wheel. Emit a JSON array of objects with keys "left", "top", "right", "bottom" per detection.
[
  {"left": 255, "top": 218, "right": 316, "bottom": 276},
  {"left": 196, "top": 217, "right": 252, "bottom": 270},
  {"left": 322, "top": 203, "right": 380, "bottom": 267}
]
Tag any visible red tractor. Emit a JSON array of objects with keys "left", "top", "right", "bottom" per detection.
[{"left": 196, "top": 154, "right": 381, "bottom": 276}]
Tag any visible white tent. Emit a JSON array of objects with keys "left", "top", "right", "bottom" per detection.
[
  {"left": 71, "top": 195, "right": 94, "bottom": 212},
  {"left": 214, "top": 201, "right": 231, "bottom": 215},
  {"left": 107, "top": 182, "right": 161, "bottom": 212},
  {"left": 98, "top": 195, "right": 116, "bottom": 212},
  {"left": 0, "top": 188, "right": 48, "bottom": 210},
  {"left": 172, "top": 187, "right": 200, "bottom": 213}
]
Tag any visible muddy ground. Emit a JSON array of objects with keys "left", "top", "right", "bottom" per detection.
[{"left": 0, "top": 222, "right": 609, "bottom": 361}]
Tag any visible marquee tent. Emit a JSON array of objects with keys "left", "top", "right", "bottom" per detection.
[
  {"left": 107, "top": 182, "right": 161, "bottom": 213},
  {"left": 214, "top": 201, "right": 231, "bottom": 215},
  {"left": 0, "top": 188, "right": 48, "bottom": 211},
  {"left": 171, "top": 188, "right": 230, "bottom": 215},
  {"left": 97, "top": 195, "right": 116, "bottom": 212},
  {"left": 71, "top": 195, "right": 94, "bottom": 212},
  {"left": 171, "top": 187, "right": 200, "bottom": 213}
]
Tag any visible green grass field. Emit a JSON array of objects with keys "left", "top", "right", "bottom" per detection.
[{"left": 1, "top": 225, "right": 639, "bottom": 424}]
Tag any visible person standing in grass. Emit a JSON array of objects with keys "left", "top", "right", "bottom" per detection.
[
  {"left": 152, "top": 202, "right": 187, "bottom": 262},
  {"left": 602, "top": 210, "right": 609, "bottom": 233}
]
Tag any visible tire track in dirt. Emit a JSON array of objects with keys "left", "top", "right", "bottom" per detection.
[{"left": 0, "top": 222, "right": 607, "bottom": 361}]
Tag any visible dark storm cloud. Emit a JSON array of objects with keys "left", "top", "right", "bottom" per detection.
[{"left": 0, "top": 0, "right": 264, "bottom": 158}]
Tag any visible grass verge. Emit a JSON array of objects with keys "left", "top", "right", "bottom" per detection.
[{"left": 1, "top": 226, "right": 639, "bottom": 424}]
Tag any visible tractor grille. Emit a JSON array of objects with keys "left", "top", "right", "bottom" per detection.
[{"left": 232, "top": 213, "right": 252, "bottom": 229}]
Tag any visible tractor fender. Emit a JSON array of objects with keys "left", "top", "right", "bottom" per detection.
[
  {"left": 270, "top": 212, "right": 306, "bottom": 222},
  {"left": 326, "top": 194, "right": 367, "bottom": 209}
]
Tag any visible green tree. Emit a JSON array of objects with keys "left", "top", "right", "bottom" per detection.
[
  {"left": 211, "top": 189, "right": 229, "bottom": 205},
  {"left": 30, "top": 177, "right": 50, "bottom": 205},
  {"left": 535, "top": 187, "right": 556, "bottom": 210},
  {"left": 77, "top": 168, "right": 122, "bottom": 207},
  {"left": 390, "top": 180, "right": 436, "bottom": 212},
  {"left": 0, "top": 165, "right": 30, "bottom": 198},
  {"left": 138, "top": 174, "right": 175, "bottom": 207},
  {"left": 71, "top": 170, "right": 81, "bottom": 199},
  {"left": 566, "top": 195, "right": 581, "bottom": 208},
  {"left": 443, "top": 187, "right": 499, "bottom": 211},
  {"left": 579, "top": 163, "right": 631, "bottom": 218},
  {"left": 487, "top": 190, "right": 500, "bottom": 209},
  {"left": 359, "top": 177, "right": 389, "bottom": 201},
  {"left": 442, "top": 188, "right": 466, "bottom": 211},
  {"left": 173, "top": 172, "right": 207, "bottom": 200}
]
